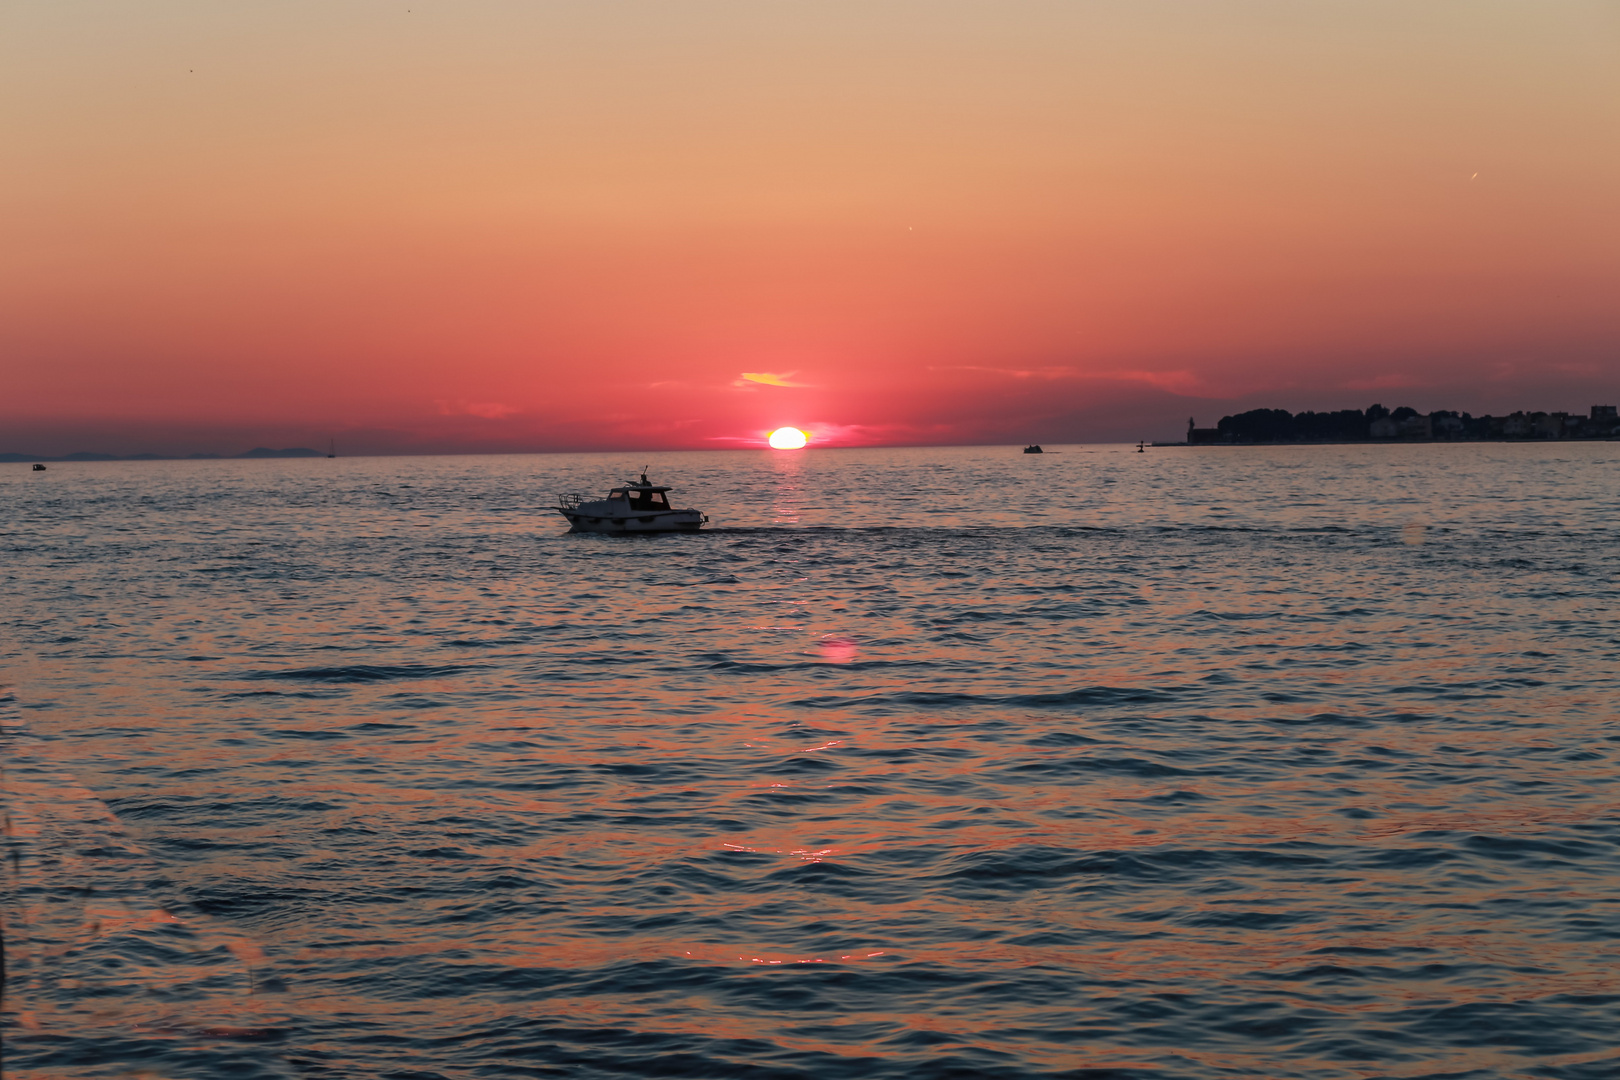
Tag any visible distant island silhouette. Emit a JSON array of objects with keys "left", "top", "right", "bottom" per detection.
[
  {"left": 1176, "top": 404, "right": 1619, "bottom": 445},
  {"left": 3, "top": 447, "right": 323, "bottom": 463}
]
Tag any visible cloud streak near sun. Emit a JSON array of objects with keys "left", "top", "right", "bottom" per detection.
[
  {"left": 734, "top": 372, "right": 810, "bottom": 388},
  {"left": 437, "top": 400, "right": 521, "bottom": 419}
]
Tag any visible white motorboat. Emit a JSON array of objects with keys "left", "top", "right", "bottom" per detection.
[{"left": 557, "top": 472, "right": 708, "bottom": 533}]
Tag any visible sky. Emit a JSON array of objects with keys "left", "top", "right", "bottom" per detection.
[{"left": 3, "top": 0, "right": 1618, "bottom": 455}]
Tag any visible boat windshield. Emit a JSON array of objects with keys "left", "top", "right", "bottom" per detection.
[{"left": 627, "top": 489, "right": 668, "bottom": 510}]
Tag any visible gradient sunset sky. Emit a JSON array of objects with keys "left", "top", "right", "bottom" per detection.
[{"left": 4, "top": 1, "right": 1617, "bottom": 454}]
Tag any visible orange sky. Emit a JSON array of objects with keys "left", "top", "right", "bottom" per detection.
[{"left": 3, "top": 1, "right": 1618, "bottom": 454}]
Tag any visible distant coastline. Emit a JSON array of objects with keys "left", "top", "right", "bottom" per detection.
[
  {"left": 1169, "top": 404, "right": 1620, "bottom": 445},
  {"left": 2, "top": 447, "right": 324, "bottom": 463}
]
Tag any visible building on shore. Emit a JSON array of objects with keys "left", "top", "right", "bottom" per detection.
[{"left": 1190, "top": 403, "right": 1620, "bottom": 444}]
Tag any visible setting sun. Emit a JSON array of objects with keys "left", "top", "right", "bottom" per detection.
[{"left": 767, "top": 427, "right": 809, "bottom": 450}]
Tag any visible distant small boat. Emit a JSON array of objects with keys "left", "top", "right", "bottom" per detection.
[
  {"left": 327, "top": 439, "right": 336, "bottom": 459},
  {"left": 32, "top": 463, "right": 46, "bottom": 471},
  {"left": 557, "top": 471, "right": 707, "bottom": 533},
  {"left": 1023, "top": 445, "right": 1043, "bottom": 454}
]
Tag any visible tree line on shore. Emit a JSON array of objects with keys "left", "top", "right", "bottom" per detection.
[{"left": 1195, "top": 403, "right": 1619, "bottom": 444}]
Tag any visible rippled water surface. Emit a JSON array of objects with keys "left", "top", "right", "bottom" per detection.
[{"left": 4, "top": 444, "right": 1619, "bottom": 1079}]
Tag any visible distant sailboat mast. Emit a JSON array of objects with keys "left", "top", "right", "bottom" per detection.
[{"left": 327, "top": 438, "right": 336, "bottom": 459}]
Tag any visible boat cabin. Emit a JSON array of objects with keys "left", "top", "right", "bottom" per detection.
[{"left": 608, "top": 484, "right": 673, "bottom": 512}]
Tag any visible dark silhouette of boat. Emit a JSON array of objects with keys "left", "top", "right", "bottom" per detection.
[
  {"left": 327, "top": 439, "right": 336, "bottom": 459},
  {"left": 556, "top": 471, "right": 707, "bottom": 533},
  {"left": 1023, "top": 445, "right": 1043, "bottom": 454},
  {"left": 32, "top": 463, "right": 46, "bottom": 470}
]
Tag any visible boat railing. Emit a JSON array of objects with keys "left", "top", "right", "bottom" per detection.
[{"left": 557, "top": 492, "right": 591, "bottom": 510}]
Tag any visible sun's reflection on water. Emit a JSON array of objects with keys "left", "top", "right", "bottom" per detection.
[{"left": 768, "top": 449, "right": 805, "bottom": 524}]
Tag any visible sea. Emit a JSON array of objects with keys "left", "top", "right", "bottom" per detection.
[{"left": 3, "top": 443, "right": 1618, "bottom": 1080}]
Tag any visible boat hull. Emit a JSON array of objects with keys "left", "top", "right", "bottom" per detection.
[{"left": 559, "top": 508, "right": 706, "bottom": 534}]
